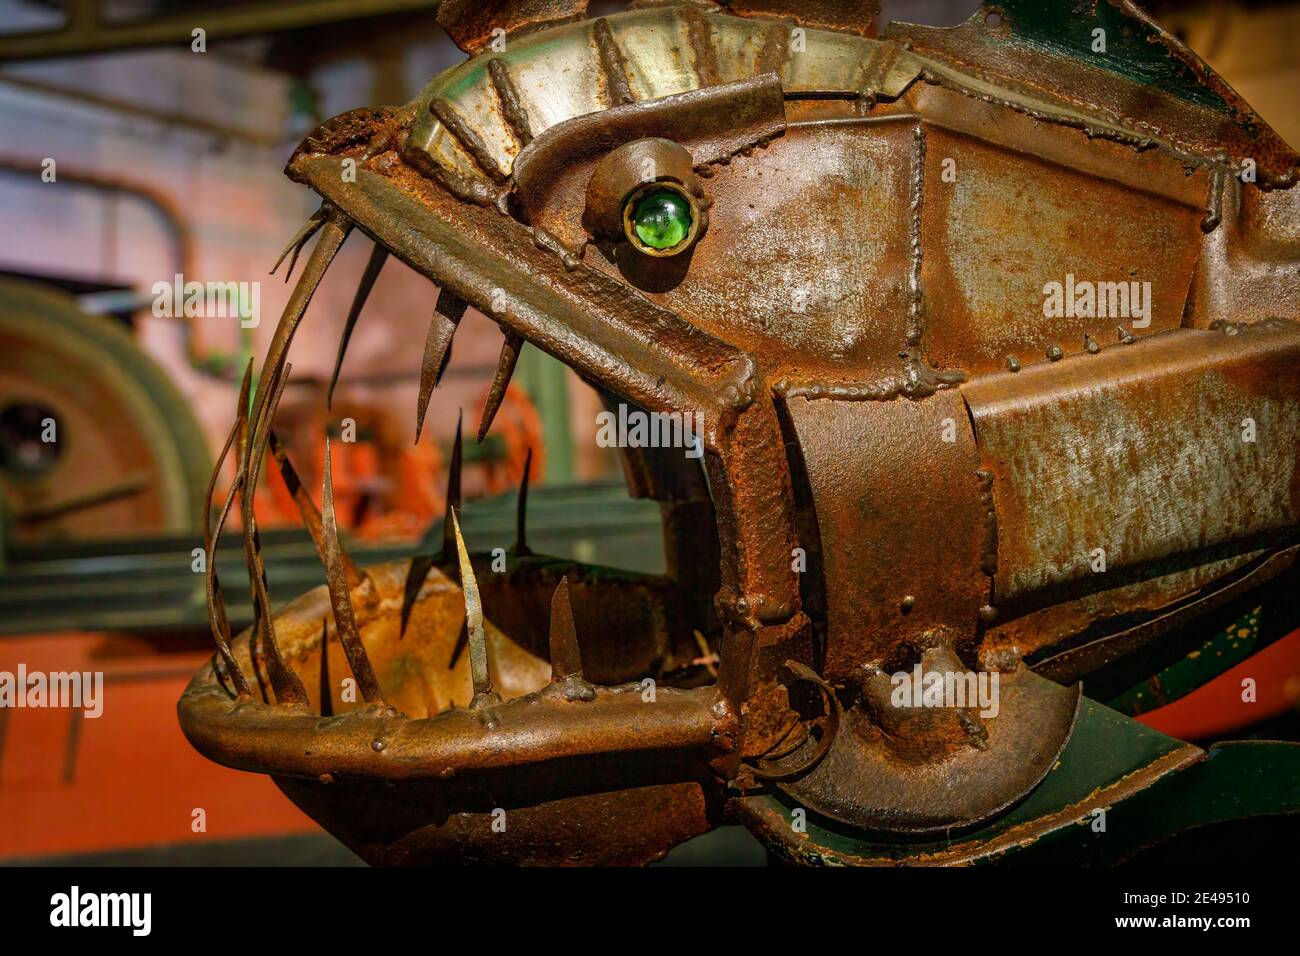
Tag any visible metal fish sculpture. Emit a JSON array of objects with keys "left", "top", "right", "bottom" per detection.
[{"left": 180, "top": 0, "right": 1300, "bottom": 865}]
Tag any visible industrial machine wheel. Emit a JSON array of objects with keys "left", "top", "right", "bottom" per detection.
[{"left": 0, "top": 277, "right": 211, "bottom": 544}]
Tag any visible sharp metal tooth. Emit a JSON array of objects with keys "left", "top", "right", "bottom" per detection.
[
  {"left": 442, "top": 410, "right": 464, "bottom": 561},
  {"left": 513, "top": 446, "right": 533, "bottom": 557},
  {"left": 240, "top": 360, "right": 308, "bottom": 706},
  {"left": 399, "top": 410, "right": 462, "bottom": 638},
  {"left": 208, "top": 476, "right": 247, "bottom": 694},
  {"left": 548, "top": 577, "right": 596, "bottom": 702},
  {"left": 548, "top": 575, "right": 582, "bottom": 680},
  {"left": 202, "top": 360, "right": 254, "bottom": 697},
  {"left": 248, "top": 620, "right": 271, "bottom": 704},
  {"left": 249, "top": 210, "right": 351, "bottom": 454},
  {"left": 212, "top": 652, "right": 233, "bottom": 697},
  {"left": 399, "top": 552, "right": 434, "bottom": 641},
  {"left": 207, "top": 470, "right": 248, "bottom": 697},
  {"left": 236, "top": 369, "right": 252, "bottom": 465},
  {"left": 238, "top": 206, "right": 349, "bottom": 700},
  {"left": 318, "top": 618, "right": 334, "bottom": 718},
  {"left": 450, "top": 507, "right": 494, "bottom": 704},
  {"left": 206, "top": 357, "right": 252, "bottom": 546},
  {"left": 477, "top": 329, "right": 524, "bottom": 444},
  {"left": 328, "top": 243, "right": 389, "bottom": 409},
  {"left": 269, "top": 429, "right": 362, "bottom": 591},
  {"left": 415, "top": 288, "right": 468, "bottom": 443},
  {"left": 271, "top": 206, "right": 327, "bottom": 279},
  {"left": 321, "top": 438, "right": 384, "bottom": 704}
]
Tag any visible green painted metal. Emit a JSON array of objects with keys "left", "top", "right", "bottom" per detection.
[
  {"left": 745, "top": 696, "right": 1193, "bottom": 863},
  {"left": 988, "top": 0, "right": 1232, "bottom": 115},
  {"left": 746, "top": 690, "right": 1300, "bottom": 863},
  {"left": 1014, "top": 740, "right": 1300, "bottom": 864},
  {"left": 1108, "top": 605, "right": 1261, "bottom": 717},
  {"left": 1094, "top": 565, "right": 1300, "bottom": 716}
]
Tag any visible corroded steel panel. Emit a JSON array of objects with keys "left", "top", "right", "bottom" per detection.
[
  {"left": 964, "top": 322, "right": 1300, "bottom": 603},
  {"left": 784, "top": 390, "right": 991, "bottom": 678}
]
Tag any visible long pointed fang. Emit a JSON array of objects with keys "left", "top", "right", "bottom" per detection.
[
  {"left": 269, "top": 429, "right": 362, "bottom": 591},
  {"left": 249, "top": 211, "right": 351, "bottom": 458},
  {"left": 319, "top": 618, "right": 334, "bottom": 718},
  {"left": 207, "top": 470, "right": 250, "bottom": 698},
  {"left": 441, "top": 410, "right": 463, "bottom": 562},
  {"left": 450, "top": 507, "right": 493, "bottom": 703},
  {"left": 548, "top": 576, "right": 596, "bottom": 702},
  {"left": 241, "top": 360, "right": 308, "bottom": 705},
  {"left": 328, "top": 243, "right": 389, "bottom": 409},
  {"left": 271, "top": 205, "right": 327, "bottom": 279},
  {"left": 477, "top": 329, "right": 523, "bottom": 444},
  {"left": 203, "top": 360, "right": 254, "bottom": 696},
  {"left": 415, "top": 288, "right": 468, "bottom": 443},
  {"left": 513, "top": 446, "right": 532, "bottom": 557},
  {"left": 321, "top": 438, "right": 384, "bottom": 704},
  {"left": 548, "top": 575, "right": 582, "bottom": 679}
]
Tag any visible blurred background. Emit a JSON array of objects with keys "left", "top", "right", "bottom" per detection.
[{"left": 0, "top": 0, "right": 1295, "bottom": 865}]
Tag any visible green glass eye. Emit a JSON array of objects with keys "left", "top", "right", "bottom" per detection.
[{"left": 629, "top": 188, "right": 693, "bottom": 251}]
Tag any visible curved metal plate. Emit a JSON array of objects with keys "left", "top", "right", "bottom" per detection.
[{"left": 777, "top": 665, "right": 1081, "bottom": 834}]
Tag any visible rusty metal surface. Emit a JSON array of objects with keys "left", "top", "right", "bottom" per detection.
[
  {"left": 437, "top": 0, "right": 593, "bottom": 56},
  {"left": 978, "top": 551, "right": 1265, "bottom": 671},
  {"left": 177, "top": 0, "right": 1300, "bottom": 864},
  {"left": 777, "top": 664, "right": 1081, "bottom": 834},
  {"left": 514, "top": 74, "right": 785, "bottom": 247},
  {"left": 885, "top": 4, "right": 1300, "bottom": 188},
  {"left": 739, "top": 705, "right": 1205, "bottom": 865},
  {"left": 783, "top": 389, "right": 992, "bottom": 679},
  {"left": 965, "top": 322, "right": 1300, "bottom": 606},
  {"left": 722, "top": 0, "right": 878, "bottom": 37},
  {"left": 1032, "top": 546, "right": 1300, "bottom": 684},
  {"left": 275, "top": 768, "right": 718, "bottom": 866},
  {"left": 181, "top": 560, "right": 735, "bottom": 774}
]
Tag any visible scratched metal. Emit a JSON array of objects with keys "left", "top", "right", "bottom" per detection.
[
  {"left": 783, "top": 389, "right": 991, "bottom": 678},
  {"left": 965, "top": 322, "right": 1300, "bottom": 605},
  {"left": 777, "top": 662, "right": 1081, "bottom": 834}
]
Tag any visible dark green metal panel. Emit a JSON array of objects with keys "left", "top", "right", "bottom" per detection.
[
  {"left": 989, "top": 0, "right": 1231, "bottom": 115},
  {"left": 742, "top": 696, "right": 1196, "bottom": 864},
  {"left": 743, "top": 691, "right": 1300, "bottom": 863},
  {"left": 1094, "top": 565, "right": 1300, "bottom": 716},
  {"left": 1107, "top": 605, "right": 1261, "bottom": 717},
  {"left": 1014, "top": 740, "right": 1300, "bottom": 864}
]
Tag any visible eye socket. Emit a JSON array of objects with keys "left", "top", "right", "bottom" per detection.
[
  {"left": 584, "top": 137, "right": 708, "bottom": 259},
  {"left": 624, "top": 184, "right": 696, "bottom": 256}
]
